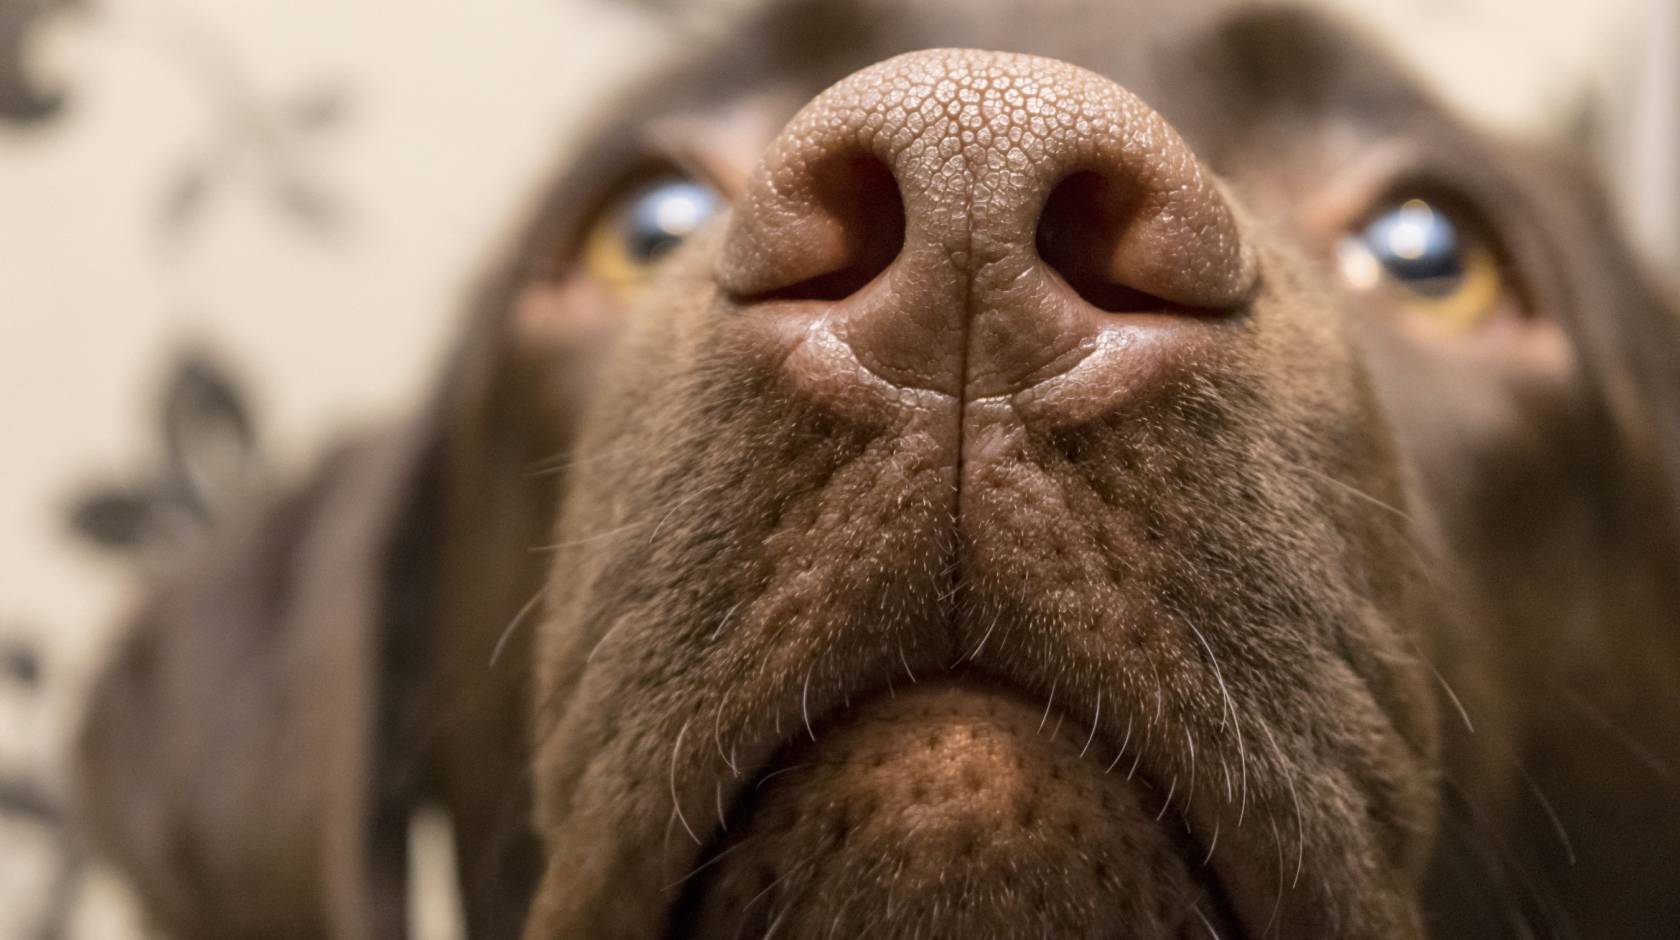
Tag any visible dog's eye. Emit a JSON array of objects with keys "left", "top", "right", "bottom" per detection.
[
  {"left": 581, "top": 176, "right": 723, "bottom": 292},
  {"left": 1336, "top": 197, "right": 1504, "bottom": 331}
]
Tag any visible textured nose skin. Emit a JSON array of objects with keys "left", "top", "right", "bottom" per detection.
[{"left": 717, "top": 48, "right": 1256, "bottom": 401}]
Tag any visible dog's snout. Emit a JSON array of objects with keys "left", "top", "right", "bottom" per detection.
[{"left": 718, "top": 48, "right": 1256, "bottom": 402}]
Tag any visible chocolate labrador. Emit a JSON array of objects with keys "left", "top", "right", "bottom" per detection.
[{"left": 72, "top": 0, "right": 1680, "bottom": 937}]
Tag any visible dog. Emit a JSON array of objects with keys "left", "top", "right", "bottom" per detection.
[{"left": 71, "top": 0, "right": 1680, "bottom": 937}]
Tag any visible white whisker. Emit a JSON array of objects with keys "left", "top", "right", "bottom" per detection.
[
  {"left": 801, "top": 669, "right": 817, "bottom": 741},
  {"left": 488, "top": 585, "right": 546, "bottom": 669},
  {"left": 1039, "top": 678, "right": 1058, "bottom": 734},
  {"left": 1106, "top": 715, "right": 1134, "bottom": 773},
  {"left": 1080, "top": 690, "right": 1102, "bottom": 758},
  {"left": 1186, "top": 619, "right": 1247, "bottom": 820},
  {"left": 670, "top": 719, "right": 702, "bottom": 846}
]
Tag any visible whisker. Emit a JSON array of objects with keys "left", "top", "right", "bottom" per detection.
[
  {"left": 714, "top": 705, "right": 741, "bottom": 779},
  {"left": 708, "top": 600, "right": 744, "bottom": 643},
  {"left": 1157, "top": 775, "right": 1177, "bottom": 821},
  {"left": 742, "top": 867, "right": 791, "bottom": 915},
  {"left": 1262, "top": 815, "right": 1285, "bottom": 937},
  {"left": 1080, "top": 690, "right": 1102, "bottom": 758},
  {"left": 1190, "top": 901, "right": 1223, "bottom": 940},
  {"left": 1038, "top": 678, "right": 1058, "bottom": 734},
  {"left": 1182, "top": 721, "right": 1196, "bottom": 819},
  {"left": 964, "top": 607, "right": 1003, "bottom": 662},
  {"left": 1258, "top": 720, "right": 1305, "bottom": 888},
  {"left": 801, "top": 669, "right": 817, "bottom": 742},
  {"left": 1436, "top": 822, "right": 1542, "bottom": 939},
  {"left": 1300, "top": 466, "right": 1448, "bottom": 596},
  {"left": 1186, "top": 619, "right": 1247, "bottom": 818},
  {"left": 532, "top": 519, "right": 650, "bottom": 553},
  {"left": 1548, "top": 681, "right": 1679, "bottom": 787},
  {"left": 1443, "top": 775, "right": 1581, "bottom": 940},
  {"left": 488, "top": 585, "right": 546, "bottom": 669},
  {"left": 755, "top": 763, "right": 812, "bottom": 790},
  {"left": 526, "top": 437, "right": 648, "bottom": 478},
  {"left": 670, "top": 719, "right": 702, "bottom": 846},
  {"left": 1404, "top": 633, "right": 1475, "bottom": 735},
  {"left": 1299, "top": 465, "right": 1413, "bottom": 525},
  {"left": 1106, "top": 715, "right": 1134, "bottom": 773},
  {"left": 1514, "top": 761, "right": 1576, "bottom": 866},
  {"left": 1182, "top": 725, "right": 1198, "bottom": 819},
  {"left": 585, "top": 611, "right": 634, "bottom": 665},
  {"left": 650, "top": 482, "right": 723, "bottom": 545},
  {"left": 663, "top": 834, "right": 753, "bottom": 892}
]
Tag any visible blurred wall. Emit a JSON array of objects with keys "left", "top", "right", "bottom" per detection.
[{"left": 1, "top": 1, "right": 663, "bottom": 935}]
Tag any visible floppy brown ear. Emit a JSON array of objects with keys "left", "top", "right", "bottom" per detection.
[
  {"left": 74, "top": 420, "right": 436, "bottom": 939},
  {"left": 73, "top": 190, "right": 624, "bottom": 939},
  {"left": 1531, "top": 151, "right": 1680, "bottom": 534},
  {"left": 72, "top": 360, "right": 563, "bottom": 939}
]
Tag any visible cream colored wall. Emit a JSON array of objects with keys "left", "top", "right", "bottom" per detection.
[
  {"left": 1, "top": 0, "right": 664, "bottom": 670},
  {"left": 1, "top": 2, "right": 664, "bottom": 935},
  {"left": 1328, "top": 0, "right": 1645, "bottom": 131}
]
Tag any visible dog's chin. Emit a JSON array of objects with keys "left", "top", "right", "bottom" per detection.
[{"left": 672, "top": 682, "right": 1240, "bottom": 939}]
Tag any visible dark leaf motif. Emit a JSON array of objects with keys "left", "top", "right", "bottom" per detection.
[
  {"left": 63, "top": 348, "right": 263, "bottom": 561},
  {"left": 0, "top": 635, "right": 41, "bottom": 688},
  {"left": 161, "top": 351, "right": 257, "bottom": 461},
  {"left": 0, "top": 775, "right": 58, "bottom": 822},
  {"left": 288, "top": 82, "right": 351, "bottom": 132},
  {"left": 270, "top": 170, "right": 342, "bottom": 231},
  {"left": 158, "top": 157, "right": 219, "bottom": 238},
  {"left": 137, "top": 9, "right": 355, "bottom": 239},
  {"left": 161, "top": 349, "right": 260, "bottom": 516},
  {"left": 0, "top": 0, "right": 82, "bottom": 127},
  {"left": 66, "top": 485, "right": 160, "bottom": 552}
]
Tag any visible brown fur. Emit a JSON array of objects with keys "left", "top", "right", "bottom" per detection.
[{"left": 75, "top": 1, "right": 1680, "bottom": 938}]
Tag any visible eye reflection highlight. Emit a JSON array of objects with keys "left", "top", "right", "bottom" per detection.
[{"left": 1336, "top": 195, "right": 1506, "bottom": 331}]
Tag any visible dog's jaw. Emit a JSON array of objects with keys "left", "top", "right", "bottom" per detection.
[{"left": 676, "top": 681, "right": 1241, "bottom": 938}]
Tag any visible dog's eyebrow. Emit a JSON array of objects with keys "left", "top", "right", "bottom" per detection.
[
  {"left": 505, "top": 98, "right": 779, "bottom": 285},
  {"left": 1147, "top": 6, "right": 1448, "bottom": 149},
  {"left": 641, "top": 91, "right": 804, "bottom": 197},
  {"left": 636, "top": 0, "right": 906, "bottom": 109},
  {"left": 509, "top": 121, "right": 664, "bottom": 281},
  {"left": 499, "top": 2, "right": 881, "bottom": 285}
]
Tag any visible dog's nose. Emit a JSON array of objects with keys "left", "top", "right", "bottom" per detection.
[{"left": 717, "top": 49, "right": 1256, "bottom": 402}]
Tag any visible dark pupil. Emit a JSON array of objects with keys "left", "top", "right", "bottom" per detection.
[
  {"left": 1363, "top": 200, "right": 1465, "bottom": 298},
  {"left": 621, "top": 180, "right": 719, "bottom": 263}
]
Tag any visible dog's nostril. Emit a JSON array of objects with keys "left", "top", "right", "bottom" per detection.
[
  {"left": 747, "top": 153, "right": 905, "bottom": 303},
  {"left": 1036, "top": 171, "right": 1174, "bottom": 314},
  {"left": 720, "top": 50, "right": 1256, "bottom": 404}
]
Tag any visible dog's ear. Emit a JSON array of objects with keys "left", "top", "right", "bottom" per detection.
[
  {"left": 371, "top": 244, "right": 622, "bottom": 939},
  {"left": 73, "top": 191, "right": 625, "bottom": 937},
  {"left": 73, "top": 423, "right": 436, "bottom": 939},
  {"left": 70, "top": 58, "right": 713, "bottom": 925},
  {"left": 1509, "top": 142, "right": 1680, "bottom": 534}
]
